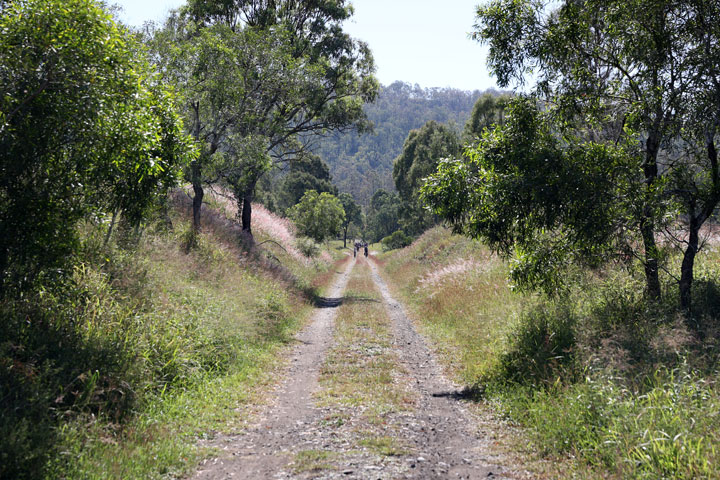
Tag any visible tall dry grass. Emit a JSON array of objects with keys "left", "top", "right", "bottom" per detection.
[
  {"left": 379, "top": 227, "right": 525, "bottom": 383},
  {"left": 379, "top": 226, "right": 720, "bottom": 479},
  {"left": 2, "top": 192, "right": 341, "bottom": 479}
]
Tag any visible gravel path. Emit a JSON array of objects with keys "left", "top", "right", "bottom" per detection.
[
  {"left": 189, "top": 255, "right": 522, "bottom": 479},
  {"left": 367, "top": 258, "right": 512, "bottom": 479},
  {"left": 192, "top": 258, "right": 355, "bottom": 479}
]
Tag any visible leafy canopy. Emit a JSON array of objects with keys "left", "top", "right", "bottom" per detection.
[
  {"left": 422, "top": 97, "right": 640, "bottom": 294},
  {"left": 427, "top": 0, "right": 720, "bottom": 307},
  {"left": 288, "top": 190, "right": 345, "bottom": 243},
  {"left": 0, "top": 0, "right": 193, "bottom": 293}
]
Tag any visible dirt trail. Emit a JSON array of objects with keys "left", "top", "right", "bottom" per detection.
[
  {"left": 366, "top": 259, "right": 513, "bottom": 479},
  {"left": 192, "top": 257, "right": 355, "bottom": 479},
  {"left": 190, "top": 256, "right": 521, "bottom": 479}
]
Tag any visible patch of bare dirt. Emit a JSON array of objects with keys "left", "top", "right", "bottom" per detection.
[
  {"left": 366, "top": 259, "right": 527, "bottom": 479},
  {"left": 189, "top": 255, "right": 530, "bottom": 479},
  {"left": 191, "top": 257, "right": 355, "bottom": 479}
]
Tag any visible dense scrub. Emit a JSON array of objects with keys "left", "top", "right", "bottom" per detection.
[
  {"left": 1, "top": 201, "right": 336, "bottom": 479},
  {"left": 380, "top": 227, "right": 720, "bottom": 478}
]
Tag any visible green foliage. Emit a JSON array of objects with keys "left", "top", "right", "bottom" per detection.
[
  {"left": 381, "top": 226, "right": 720, "bottom": 478},
  {"left": 0, "top": 214, "right": 317, "bottom": 478},
  {"left": 381, "top": 231, "right": 413, "bottom": 252},
  {"left": 392, "top": 120, "right": 460, "bottom": 237},
  {"left": 288, "top": 191, "right": 345, "bottom": 243},
  {"left": 472, "top": 0, "right": 720, "bottom": 307},
  {"left": 317, "top": 82, "right": 504, "bottom": 205},
  {"left": 275, "top": 155, "right": 338, "bottom": 213},
  {"left": 499, "top": 366, "right": 720, "bottom": 479},
  {"left": 365, "top": 189, "right": 402, "bottom": 243},
  {"left": 296, "top": 237, "right": 321, "bottom": 258},
  {"left": 0, "top": 0, "right": 193, "bottom": 294},
  {"left": 393, "top": 121, "right": 461, "bottom": 202},
  {"left": 338, "top": 192, "right": 362, "bottom": 246},
  {"left": 462, "top": 92, "right": 511, "bottom": 142},
  {"left": 423, "top": 97, "right": 640, "bottom": 294},
  {"left": 155, "top": 0, "right": 378, "bottom": 233},
  {"left": 492, "top": 302, "right": 577, "bottom": 387},
  {"left": 339, "top": 193, "right": 362, "bottom": 229},
  {"left": 277, "top": 172, "right": 337, "bottom": 212}
]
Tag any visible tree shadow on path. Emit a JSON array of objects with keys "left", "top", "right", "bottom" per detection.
[{"left": 313, "top": 294, "right": 380, "bottom": 309}]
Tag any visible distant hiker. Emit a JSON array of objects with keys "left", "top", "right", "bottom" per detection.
[
  {"left": 363, "top": 243, "right": 368, "bottom": 257},
  {"left": 353, "top": 244, "right": 357, "bottom": 257}
]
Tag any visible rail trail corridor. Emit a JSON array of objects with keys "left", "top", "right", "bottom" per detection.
[{"left": 192, "top": 255, "right": 519, "bottom": 479}]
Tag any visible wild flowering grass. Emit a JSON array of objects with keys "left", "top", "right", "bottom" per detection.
[
  {"left": 202, "top": 187, "right": 311, "bottom": 264},
  {"left": 416, "top": 258, "right": 489, "bottom": 296},
  {"left": 202, "top": 187, "right": 335, "bottom": 267},
  {"left": 380, "top": 226, "right": 720, "bottom": 479},
  {"left": 379, "top": 227, "right": 523, "bottom": 384},
  {"left": 2, "top": 195, "right": 342, "bottom": 479}
]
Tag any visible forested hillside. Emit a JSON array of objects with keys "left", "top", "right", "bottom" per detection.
[
  {"left": 5, "top": 0, "right": 720, "bottom": 478},
  {"left": 316, "top": 81, "right": 500, "bottom": 205}
]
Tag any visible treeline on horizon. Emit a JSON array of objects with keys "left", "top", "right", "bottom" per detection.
[
  {"left": 316, "top": 81, "right": 507, "bottom": 205},
  {"left": 255, "top": 81, "right": 512, "bottom": 246}
]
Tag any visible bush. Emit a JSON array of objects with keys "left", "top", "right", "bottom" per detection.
[
  {"left": 288, "top": 191, "right": 345, "bottom": 243},
  {"left": 296, "top": 237, "right": 320, "bottom": 258},
  {"left": 490, "top": 301, "right": 577, "bottom": 387},
  {"left": 381, "top": 230, "right": 412, "bottom": 251}
]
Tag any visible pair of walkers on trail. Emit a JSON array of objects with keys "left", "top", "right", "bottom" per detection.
[{"left": 353, "top": 240, "right": 368, "bottom": 258}]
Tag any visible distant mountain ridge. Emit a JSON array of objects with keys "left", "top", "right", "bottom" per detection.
[{"left": 316, "top": 81, "right": 503, "bottom": 206}]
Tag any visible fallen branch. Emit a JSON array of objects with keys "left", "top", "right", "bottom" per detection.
[{"left": 257, "top": 239, "right": 288, "bottom": 253}]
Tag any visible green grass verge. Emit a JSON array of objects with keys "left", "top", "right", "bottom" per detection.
[
  {"left": 379, "top": 226, "right": 720, "bottom": 479},
  {"left": 1, "top": 209, "right": 336, "bottom": 479}
]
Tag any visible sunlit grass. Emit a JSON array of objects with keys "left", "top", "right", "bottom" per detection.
[
  {"left": 358, "top": 435, "right": 407, "bottom": 457},
  {"left": 317, "top": 259, "right": 414, "bottom": 435},
  {"left": 291, "top": 449, "right": 336, "bottom": 473},
  {"left": 378, "top": 227, "right": 527, "bottom": 384},
  {"left": 378, "top": 226, "right": 720, "bottom": 479},
  {"left": 2, "top": 199, "right": 342, "bottom": 479}
]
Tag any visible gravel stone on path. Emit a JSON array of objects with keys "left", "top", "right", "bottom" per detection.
[{"left": 189, "top": 255, "right": 527, "bottom": 479}]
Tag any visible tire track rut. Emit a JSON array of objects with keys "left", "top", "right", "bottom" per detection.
[{"left": 190, "top": 256, "right": 521, "bottom": 479}]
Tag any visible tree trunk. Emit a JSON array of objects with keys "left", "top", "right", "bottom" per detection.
[
  {"left": 240, "top": 179, "right": 257, "bottom": 235},
  {"left": 681, "top": 131, "right": 720, "bottom": 311},
  {"left": 679, "top": 217, "right": 699, "bottom": 311},
  {"left": 190, "top": 102, "right": 204, "bottom": 233},
  {"left": 641, "top": 130, "right": 662, "bottom": 300},
  {"left": 640, "top": 221, "right": 662, "bottom": 300},
  {"left": 241, "top": 194, "right": 252, "bottom": 234},
  {"left": 191, "top": 160, "right": 204, "bottom": 232},
  {"left": 343, "top": 224, "right": 348, "bottom": 248},
  {"left": 104, "top": 208, "right": 118, "bottom": 246}
]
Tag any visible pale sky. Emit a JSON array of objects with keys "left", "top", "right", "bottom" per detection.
[{"left": 113, "top": 0, "right": 497, "bottom": 92}]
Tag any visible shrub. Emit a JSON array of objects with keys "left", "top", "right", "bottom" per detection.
[
  {"left": 288, "top": 191, "right": 345, "bottom": 243},
  {"left": 381, "top": 230, "right": 412, "bottom": 251},
  {"left": 490, "top": 301, "right": 577, "bottom": 387},
  {"left": 296, "top": 237, "right": 320, "bottom": 258}
]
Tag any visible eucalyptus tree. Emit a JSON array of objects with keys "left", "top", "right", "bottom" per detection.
[
  {"left": 288, "top": 190, "right": 345, "bottom": 243},
  {"left": 166, "top": 0, "right": 377, "bottom": 237},
  {"left": 462, "top": 92, "right": 511, "bottom": 142},
  {"left": 392, "top": 120, "right": 460, "bottom": 236},
  {"left": 148, "top": 14, "right": 267, "bottom": 233},
  {"left": 276, "top": 154, "right": 337, "bottom": 213},
  {"left": 425, "top": 0, "right": 720, "bottom": 309},
  {"left": 338, "top": 192, "right": 362, "bottom": 248},
  {"left": 365, "top": 189, "right": 402, "bottom": 243},
  {"left": 423, "top": 98, "right": 640, "bottom": 294},
  {"left": 0, "top": 0, "right": 192, "bottom": 295}
]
